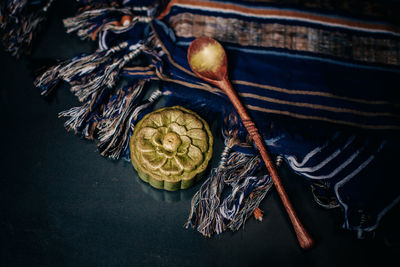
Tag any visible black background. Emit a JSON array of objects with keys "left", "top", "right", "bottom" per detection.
[{"left": 1, "top": 1, "right": 399, "bottom": 266}]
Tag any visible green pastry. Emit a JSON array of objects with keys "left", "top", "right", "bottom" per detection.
[{"left": 129, "top": 106, "right": 213, "bottom": 191}]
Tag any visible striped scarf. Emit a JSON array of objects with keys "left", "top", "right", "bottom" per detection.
[{"left": 6, "top": 0, "right": 400, "bottom": 238}]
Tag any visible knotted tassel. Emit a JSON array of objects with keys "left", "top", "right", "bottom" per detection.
[
  {"left": 222, "top": 174, "right": 273, "bottom": 231},
  {"left": 96, "top": 82, "right": 162, "bottom": 160},
  {"left": 58, "top": 87, "right": 110, "bottom": 136},
  {"left": 219, "top": 153, "right": 282, "bottom": 231},
  {"left": 34, "top": 42, "right": 128, "bottom": 95},
  {"left": 1, "top": 0, "right": 55, "bottom": 57},
  {"left": 186, "top": 111, "right": 281, "bottom": 236},
  {"left": 185, "top": 127, "right": 240, "bottom": 236},
  {"left": 70, "top": 43, "right": 143, "bottom": 102},
  {"left": 120, "top": 88, "right": 164, "bottom": 161},
  {"left": 63, "top": 7, "right": 131, "bottom": 40},
  {"left": 225, "top": 156, "right": 285, "bottom": 230},
  {"left": 63, "top": 6, "right": 151, "bottom": 41},
  {"left": 34, "top": 41, "right": 128, "bottom": 96},
  {"left": 218, "top": 152, "right": 263, "bottom": 219},
  {"left": 186, "top": 146, "right": 276, "bottom": 236},
  {"left": 185, "top": 145, "right": 230, "bottom": 236},
  {"left": 34, "top": 41, "right": 143, "bottom": 100}
]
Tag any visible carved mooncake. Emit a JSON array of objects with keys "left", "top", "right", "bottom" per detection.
[{"left": 129, "top": 106, "right": 213, "bottom": 191}]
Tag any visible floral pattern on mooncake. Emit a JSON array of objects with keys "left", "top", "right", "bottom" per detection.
[{"left": 130, "top": 106, "right": 213, "bottom": 191}]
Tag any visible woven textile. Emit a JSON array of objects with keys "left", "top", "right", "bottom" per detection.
[
  {"left": 3, "top": 0, "right": 399, "bottom": 237},
  {"left": 142, "top": 0, "right": 400, "bottom": 237}
]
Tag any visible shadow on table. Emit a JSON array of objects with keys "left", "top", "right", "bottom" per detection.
[{"left": 134, "top": 175, "right": 199, "bottom": 203}]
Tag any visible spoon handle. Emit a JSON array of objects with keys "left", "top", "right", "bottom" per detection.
[{"left": 217, "top": 78, "right": 314, "bottom": 250}]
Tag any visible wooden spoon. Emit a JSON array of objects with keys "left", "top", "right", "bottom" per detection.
[{"left": 187, "top": 36, "right": 314, "bottom": 250}]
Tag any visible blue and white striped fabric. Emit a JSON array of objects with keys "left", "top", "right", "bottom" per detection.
[
  {"left": 103, "top": 0, "right": 400, "bottom": 235},
  {"left": 33, "top": 0, "right": 400, "bottom": 236}
]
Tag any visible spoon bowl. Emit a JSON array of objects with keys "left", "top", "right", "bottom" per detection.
[{"left": 187, "top": 37, "right": 228, "bottom": 83}]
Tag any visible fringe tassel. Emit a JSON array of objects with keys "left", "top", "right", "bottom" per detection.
[
  {"left": 70, "top": 43, "right": 143, "bottom": 102},
  {"left": 34, "top": 41, "right": 143, "bottom": 101},
  {"left": 63, "top": 6, "right": 151, "bottom": 41},
  {"left": 1, "top": 0, "right": 54, "bottom": 57},
  {"left": 185, "top": 142, "right": 232, "bottom": 236},
  {"left": 34, "top": 41, "right": 127, "bottom": 96},
  {"left": 58, "top": 87, "right": 110, "bottom": 136},
  {"left": 186, "top": 113, "right": 278, "bottom": 236},
  {"left": 185, "top": 122, "right": 240, "bottom": 236},
  {"left": 223, "top": 174, "right": 273, "bottom": 231},
  {"left": 96, "top": 82, "right": 147, "bottom": 152},
  {"left": 121, "top": 88, "right": 163, "bottom": 160},
  {"left": 186, "top": 146, "right": 275, "bottom": 236},
  {"left": 218, "top": 153, "right": 263, "bottom": 220},
  {"left": 59, "top": 79, "right": 162, "bottom": 160},
  {"left": 96, "top": 83, "right": 162, "bottom": 160}
]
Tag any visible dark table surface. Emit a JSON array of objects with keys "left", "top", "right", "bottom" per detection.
[{"left": 1, "top": 1, "right": 399, "bottom": 266}]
